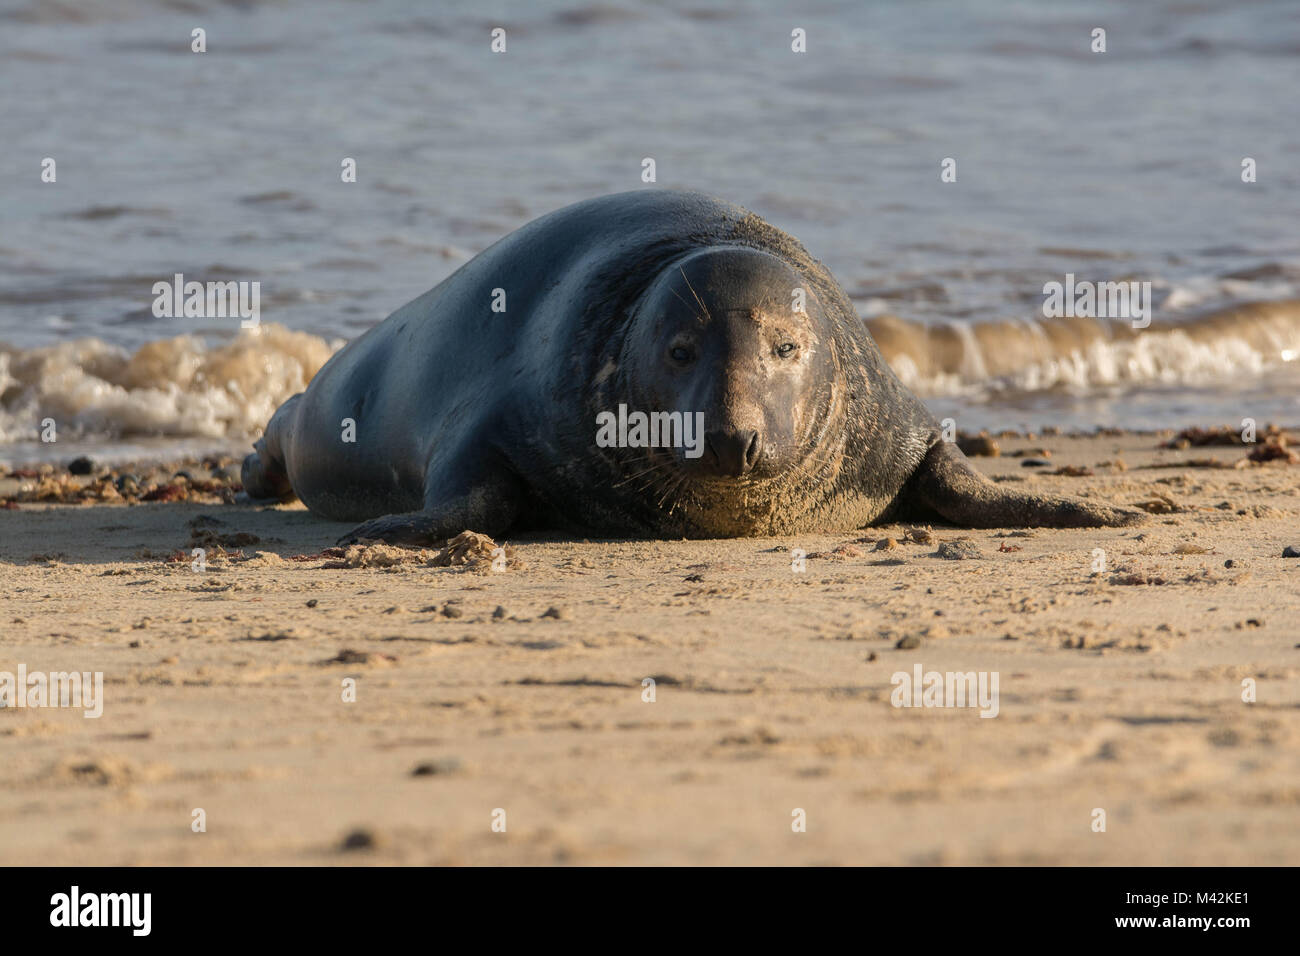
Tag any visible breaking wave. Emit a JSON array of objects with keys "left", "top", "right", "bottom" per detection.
[{"left": 0, "top": 324, "right": 339, "bottom": 444}]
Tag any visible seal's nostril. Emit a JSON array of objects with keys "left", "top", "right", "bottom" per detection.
[{"left": 703, "top": 429, "right": 759, "bottom": 476}]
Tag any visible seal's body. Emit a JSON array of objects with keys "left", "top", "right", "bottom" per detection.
[{"left": 243, "top": 190, "right": 1142, "bottom": 542}]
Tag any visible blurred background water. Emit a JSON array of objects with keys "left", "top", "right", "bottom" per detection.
[{"left": 2, "top": 0, "right": 1299, "bottom": 464}]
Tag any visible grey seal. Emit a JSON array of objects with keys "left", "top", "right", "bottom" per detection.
[{"left": 241, "top": 190, "right": 1144, "bottom": 542}]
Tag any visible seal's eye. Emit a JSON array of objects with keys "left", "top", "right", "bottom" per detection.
[
  {"left": 669, "top": 346, "right": 694, "bottom": 365},
  {"left": 775, "top": 342, "right": 798, "bottom": 358}
]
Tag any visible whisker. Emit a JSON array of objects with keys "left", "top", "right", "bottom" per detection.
[{"left": 679, "top": 267, "right": 711, "bottom": 321}]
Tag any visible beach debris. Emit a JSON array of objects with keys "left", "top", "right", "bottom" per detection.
[
  {"left": 903, "top": 526, "right": 934, "bottom": 545},
  {"left": 1163, "top": 424, "right": 1287, "bottom": 447},
  {"left": 239, "top": 630, "right": 298, "bottom": 642},
  {"left": 1247, "top": 437, "right": 1298, "bottom": 464},
  {"left": 1020, "top": 458, "right": 1051, "bottom": 468},
  {"left": 339, "top": 828, "right": 383, "bottom": 851},
  {"left": 1283, "top": 546, "right": 1300, "bottom": 558},
  {"left": 189, "top": 526, "right": 260, "bottom": 549},
  {"left": 51, "top": 755, "right": 160, "bottom": 788},
  {"left": 141, "top": 483, "right": 188, "bottom": 502},
  {"left": 1158, "top": 425, "right": 1296, "bottom": 465},
  {"left": 874, "top": 537, "right": 899, "bottom": 552},
  {"left": 935, "top": 539, "right": 980, "bottom": 560},
  {"left": 430, "top": 531, "right": 521, "bottom": 571},
  {"left": 288, "top": 548, "right": 346, "bottom": 562},
  {"left": 411, "top": 758, "right": 462, "bottom": 777},
  {"left": 997, "top": 542, "right": 1022, "bottom": 552},
  {"left": 715, "top": 726, "right": 781, "bottom": 747},
  {"left": 321, "top": 649, "right": 397, "bottom": 666},
  {"left": 1051, "top": 465, "right": 1094, "bottom": 477},
  {"left": 431, "top": 530, "right": 495, "bottom": 565},
  {"left": 1134, "top": 493, "right": 1183, "bottom": 514},
  {"left": 956, "top": 434, "right": 1000, "bottom": 457},
  {"left": 2, "top": 456, "right": 243, "bottom": 508},
  {"left": 807, "top": 543, "right": 865, "bottom": 560},
  {"left": 322, "top": 544, "right": 431, "bottom": 569},
  {"left": 1110, "top": 572, "right": 1167, "bottom": 586}
]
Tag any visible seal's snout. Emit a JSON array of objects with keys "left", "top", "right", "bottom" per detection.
[{"left": 704, "top": 428, "right": 761, "bottom": 476}]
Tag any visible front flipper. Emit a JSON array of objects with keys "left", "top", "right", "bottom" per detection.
[
  {"left": 338, "top": 462, "right": 524, "bottom": 547},
  {"left": 901, "top": 440, "right": 1146, "bottom": 529}
]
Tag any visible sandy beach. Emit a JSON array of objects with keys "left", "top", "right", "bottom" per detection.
[{"left": 1, "top": 430, "right": 1297, "bottom": 866}]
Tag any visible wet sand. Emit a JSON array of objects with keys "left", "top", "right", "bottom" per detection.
[{"left": 1, "top": 432, "right": 1298, "bottom": 865}]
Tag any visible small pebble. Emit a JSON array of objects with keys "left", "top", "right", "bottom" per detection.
[
  {"left": 956, "top": 435, "right": 1000, "bottom": 457},
  {"left": 340, "top": 829, "right": 381, "bottom": 851},
  {"left": 67, "top": 456, "right": 95, "bottom": 475},
  {"left": 411, "top": 757, "right": 462, "bottom": 777}
]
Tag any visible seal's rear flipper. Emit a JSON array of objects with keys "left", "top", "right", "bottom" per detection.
[
  {"left": 903, "top": 440, "right": 1146, "bottom": 529},
  {"left": 241, "top": 443, "right": 295, "bottom": 501},
  {"left": 241, "top": 393, "right": 301, "bottom": 501}
]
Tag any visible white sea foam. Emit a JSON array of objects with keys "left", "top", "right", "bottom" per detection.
[
  {"left": 868, "top": 300, "right": 1300, "bottom": 400},
  {"left": 0, "top": 325, "right": 339, "bottom": 445}
]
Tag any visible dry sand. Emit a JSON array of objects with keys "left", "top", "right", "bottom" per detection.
[{"left": 1, "top": 432, "right": 1298, "bottom": 866}]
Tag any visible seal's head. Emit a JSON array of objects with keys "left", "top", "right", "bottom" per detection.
[{"left": 621, "top": 245, "right": 839, "bottom": 483}]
